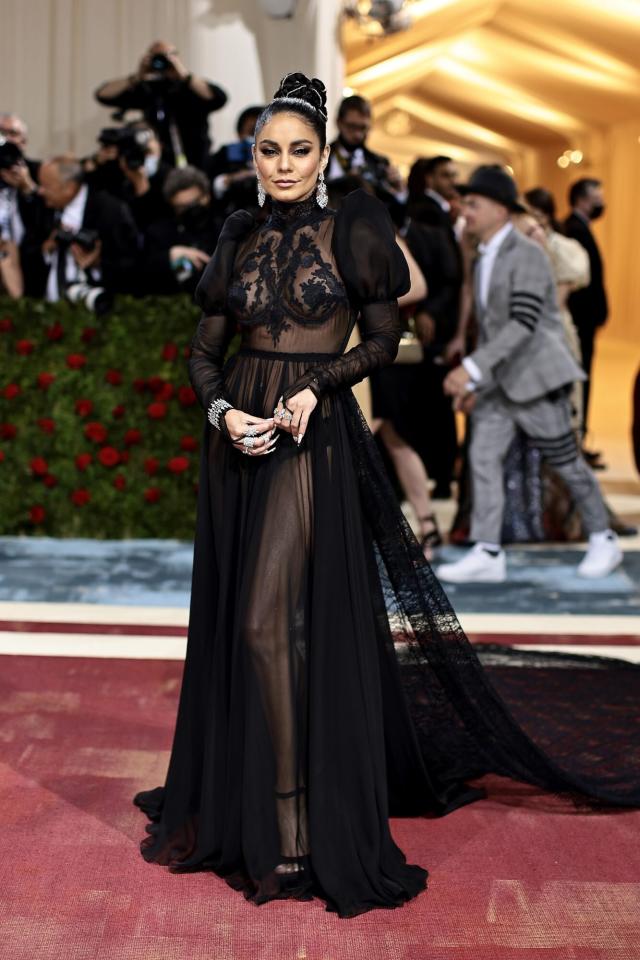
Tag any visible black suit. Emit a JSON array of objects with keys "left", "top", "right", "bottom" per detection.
[
  {"left": 406, "top": 195, "right": 463, "bottom": 492},
  {"left": 24, "top": 186, "right": 140, "bottom": 298},
  {"left": 563, "top": 211, "right": 608, "bottom": 432}
]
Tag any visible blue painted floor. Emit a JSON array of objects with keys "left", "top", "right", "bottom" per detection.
[{"left": 0, "top": 536, "right": 638, "bottom": 615}]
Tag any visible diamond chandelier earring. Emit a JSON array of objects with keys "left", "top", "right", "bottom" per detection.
[
  {"left": 316, "top": 169, "right": 328, "bottom": 208},
  {"left": 256, "top": 175, "right": 266, "bottom": 207}
]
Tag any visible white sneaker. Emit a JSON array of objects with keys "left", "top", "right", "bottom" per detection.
[
  {"left": 577, "top": 531, "right": 623, "bottom": 578},
  {"left": 436, "top": 544, "right": 506, "bottom": 583}
]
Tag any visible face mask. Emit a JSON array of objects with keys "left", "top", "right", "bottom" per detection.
[
  {"left": 589, "top": 203, "right": 605, "bottom": 221},
  {"left": 143, "top": 154, "right": 160, "bottom": 178},
  {"left": 177, "top": 202, "right": 209, "bottom": 231}
]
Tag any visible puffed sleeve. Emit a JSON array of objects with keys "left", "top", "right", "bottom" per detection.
[
  {"left": 281, "top": 189, "right": 410, "bottom": 402},
  {"left": 188, "top": 210, "right": 254, "bottom": 434}
]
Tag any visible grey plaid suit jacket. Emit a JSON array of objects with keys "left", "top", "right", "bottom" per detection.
[{"left": 469, "top": 227, "right": 585, "bottom": 403}]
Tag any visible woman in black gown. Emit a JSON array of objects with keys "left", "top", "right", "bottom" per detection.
[{"left": 133, "top": 74, "right": 640, "bottom": 919}]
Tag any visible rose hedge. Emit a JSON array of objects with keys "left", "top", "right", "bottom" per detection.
[{"left": 0, "top": 295, "right": 230, "bottom": 539}]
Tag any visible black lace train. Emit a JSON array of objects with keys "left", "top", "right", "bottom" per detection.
[{"left": 132, "top": 189, "right": 640, "bottom": 919}]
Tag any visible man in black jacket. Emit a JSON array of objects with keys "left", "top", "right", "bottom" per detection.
[
  {"left": 407, "top": 156, "right": 464, "bottom": 497},
  {"left": 34, "top": 156, "right": 140, "bottom": 303},
  {"left": 326, "top": 95, "right": 405, "bottom": 200},
  {"left": 0, "top": 112, "right": 47, "bottom": 295},
  {"left": 563, "top": 178, "right": 608, "bottom": 444},
  {"left": 94, "top": 41, "right": 227, "bottom": 170},
  {"left": 140, "top": 166, "right": 220, "bottom": 297}
]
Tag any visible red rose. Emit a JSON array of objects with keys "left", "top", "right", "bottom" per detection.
[
  {"left": 0, "top": 450, "right": 5, "bottom": 462},
  {"left": 120, "top": 450, "right": 130, "bottom": 464},
  {"left": 143, "top": 457, "right": 159, "bottom": 475},
  {"left": 43, "top": 473, "right": 57, "bottom": 487},
  {"left": 113, "top": 473, "right": 126, "bottom": 490},
  {"left": 37, "top": 418, "right": 55, "bottom": 433},
  {"left": 67, "top": 353, "right": 87, "bottom": 369},
  {"left": 180, "top": 435, "right": 198, "bottom": 451},
  {"left": 0, "top": 423, "right": 17, "bottom": 440},
  {"left": 30, "top": 505, "right": 46, "bottom": 524},
  {"left": 105, "top": 368, "right": 122, "bottom": 385},
  {"left": 132, "top": 378, "right": 147, "bottom": 393},
  {"left": 98, "top": 446, "right": 120, "bottom": 468},
  {"left": 157, "top": 382, "right": 174, "bottom": 401},
  {"left": 16, "top": 338, "right": 35, "bottom": 355},
  {"left": 162, "top": 342, "right": 178, "bottom": 361},
  {"left": 81, "top": 327, "right": 97, "bottom": 342},
  {"left": 75, "top": 398, "right": 93, "bottom": 417},
  {"left": 167, "top": 455, "right": 189, "bottom": 474},
  {"left": 45, "top": 322, "right": 64, "bottom": 341},
  {"left": 37, "top": 372, "right": 56, "bottom": 390},
  {"left": 148, "top": 376, "right": 164, "bottom": 394},
  {"left": 183, "top": 346, "right": 191, "bottom": 358},
  {"left": 3, "top": 383, "right": 21, "bottom": 399},
  {"left": 144, "top": 487, "right": 161, "bottom": 503},
  {"left": 84, "top": 421, "right": 107, "bottom": 443},
  {"left": 30, "top": 457, "right": 49, "bottom": 476},
  {"left": 71, "top": 488, "right": 91, "bottom": 506},
  {"left": 111, "top": 404, "right": 125, "bottom": 419},
  {"left": 178, "top": 385, "right": 196, "bottom": 407},
  {"left": 147, "top": 401, "right": 167, "bottom": 419},
  {"left": 124, "top": 428, "right": 142, "bottom": 446},
  {"left": 0, "top": 317, "right": 14, "bottom": 333},
  {"left": 75, "top": 453, "right": 93, "bottom": 471}
]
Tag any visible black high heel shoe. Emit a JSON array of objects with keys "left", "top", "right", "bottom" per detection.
[
  {"left": 274, "top": 786, "right": 310, "bottom": 886},
  {"left": 419, "top": 513, "right": 443, "bottom": 552}
]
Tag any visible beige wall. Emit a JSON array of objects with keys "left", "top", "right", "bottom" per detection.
[{"left": 0, "top": 0, "right": 343, "bottom": 159}]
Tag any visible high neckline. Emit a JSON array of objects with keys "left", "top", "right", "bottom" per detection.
[{"left": 266, "top": 191, "right": 324, "bottom": 230}]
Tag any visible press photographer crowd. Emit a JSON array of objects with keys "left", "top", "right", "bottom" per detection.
[{"left": 1, "top": 40, "right": 637, "bottom": 566}]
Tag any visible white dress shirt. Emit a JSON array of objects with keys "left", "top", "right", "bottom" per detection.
[
  {"left": 425, "top": 188, "right": 450, "bottom": 212},
  {"left": 462, "top": 221, "right": 514, "bottom": 385},
  {"left": 45, "top": 183, "right": 91, "bottom": 302}
]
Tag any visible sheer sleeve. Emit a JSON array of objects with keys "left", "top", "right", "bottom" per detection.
[
  {"left": 188, "top": 210, "right": 254, "bottom": 432},
  {"left": 281, "top": 189, "right": 410, "bottom": 403}
]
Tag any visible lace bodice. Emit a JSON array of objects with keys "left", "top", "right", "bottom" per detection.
[{"left": 189, "top": 188, "right": 410, "bottom": 414}]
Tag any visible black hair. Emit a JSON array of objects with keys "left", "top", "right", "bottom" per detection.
[
  {"left": 524, "top": 187, "right": 559, "bottom": 231},
  {"left": 337, "top": 95, "right": 371, "bottom": 120},
  {"left": 162, "top": 165, "right": 210, "bottom": 203},
  {"left": 254, "top": 73, "right": 328, "bottom": 150},
  {"left": 569, "top": 177, "right": 601, "bottom": 207},
  {"left": 407, "top": 155, "right": 453, "bottom": 199},
  {"left": 236, "top": 106, "right": 264, "bottom": 137}
]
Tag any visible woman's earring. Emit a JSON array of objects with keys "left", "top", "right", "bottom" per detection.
[
  {"left": 316, "top": 169, "right": 328, "bottom": 208},
  {"left": 256, "top": 175, "right": 266, "bottom": 207}
]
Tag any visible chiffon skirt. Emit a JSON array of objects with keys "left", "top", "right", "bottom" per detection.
[{"left": 133, "top": 348, "right": 640, "bottom": 918}]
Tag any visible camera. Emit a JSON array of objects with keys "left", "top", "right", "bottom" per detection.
[
  {"left": 149, "top": 53, "right": 171, "bottom": 73},
  {"left": 0, "top": 135, "right": 24, "bottom": 171},
  {"left": 55, "top": 227, "right": 100, "bottom": 252},
  {"left": 66, "top": 281, "right": 113, "bottom": 316},
  {"left": 98, "top": 126, "right": 153, "bottom": 170}
]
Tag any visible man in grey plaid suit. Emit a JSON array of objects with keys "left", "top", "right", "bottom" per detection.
[{"left": 436, "top": 166, "right": 621, "bottom": 583}]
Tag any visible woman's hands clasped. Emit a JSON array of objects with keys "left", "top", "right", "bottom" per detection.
[{"left": 223, "top": 387, "right": 318, "bottom": 457}]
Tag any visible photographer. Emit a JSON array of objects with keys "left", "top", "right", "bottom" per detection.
[
  {"left": 206, "top": 105, "right": 264, "bottom": 218},
  {"left": 140, "top": 166, "right": 219, "bottom": 296},
  {"left": 0, "top": 112, "right": 46, "bottom": 295},
  {"left": 94, "top": 41, "right": 227, "bottom": 170},
  {"left": 85, "top": 122, "right": 171, "bottom": 230},
  {"left": 36, "top": 155, "right": 140, "bottom": 309},
  {"left": 326, "top": 95, "right": 407, "bottom": 202}
]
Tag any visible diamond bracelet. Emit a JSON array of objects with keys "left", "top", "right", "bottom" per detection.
[{"left": 207, "top": 398, "right": 233, "bottom": 430}]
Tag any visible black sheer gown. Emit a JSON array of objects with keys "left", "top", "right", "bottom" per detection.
[{"left": 133, "top": 189, "right": 640, "bottom": 919}]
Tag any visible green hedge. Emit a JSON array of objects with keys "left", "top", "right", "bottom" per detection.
[{"left": 0, "top": 295, "right": 214, "bottom": 539}]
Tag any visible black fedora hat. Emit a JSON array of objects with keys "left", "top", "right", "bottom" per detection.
[{"left": 457, "top": 164, "right": 526, "bottom": 213}]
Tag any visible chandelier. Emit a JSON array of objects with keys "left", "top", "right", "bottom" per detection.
[{"left": 342, "top": 0, "right": 415, "bottom": 37}]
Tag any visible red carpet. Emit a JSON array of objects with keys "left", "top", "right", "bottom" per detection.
[{"left": 2, "top": 653, "right": 639, "bottom": 960}]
